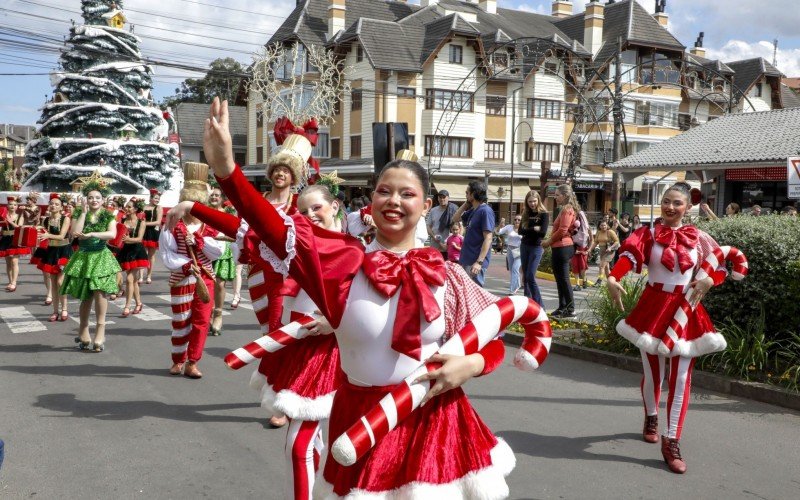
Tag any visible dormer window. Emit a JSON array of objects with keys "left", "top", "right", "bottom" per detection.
[
  {"left": 755, "top": 82, "right": 763, "bottom": 97},
  {"left": 356, "top": 44, "right": 364, "bottom": 63},
  {"left": 449, "top": 45, "right": 463, "bottom": 65}
]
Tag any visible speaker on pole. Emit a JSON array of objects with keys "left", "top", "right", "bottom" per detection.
[{"left": 372, "top": 122, "right": 409, "bottom": 175}]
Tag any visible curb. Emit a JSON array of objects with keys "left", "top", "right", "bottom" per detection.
[{"left": 502, "top": 330, "right": 800, "bottom": 413}]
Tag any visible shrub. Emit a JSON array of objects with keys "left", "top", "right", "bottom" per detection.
[
  {"left": 697, "top": 215, "right": 800, "bottom": 340},
  {"left": 581, "top": 274, "right": 648, "bottom": 353}
]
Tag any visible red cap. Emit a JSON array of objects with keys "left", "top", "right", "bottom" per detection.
[
  {"left": 49, "top": 193, "right": 61, "bottom": 201},
  {"left": 149, "top": 188, "right": 160, "bottom": 196},
  {"left": 6, "top": 196, "right": 18, "bottom": 203}
]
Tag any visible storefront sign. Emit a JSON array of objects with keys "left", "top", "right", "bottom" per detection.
[
  {"left": 725, "top": 167, "right": 786, "bottom": 181},
  {"left": 789, "top": 157, "right": 800, "bottom": 199},
  {"left": 574, "top": 181, "right": 603, "bottom": 190}
]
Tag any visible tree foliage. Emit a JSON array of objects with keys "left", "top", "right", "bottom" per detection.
[{"left": 160, "top": 58, "right": 245, "bottom": 107}]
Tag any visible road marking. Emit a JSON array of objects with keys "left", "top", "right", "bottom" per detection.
[
  {"left": 67, "top": 301, "right": 116, "bottom": 326},
  {"left": 108, "top": 300, "right": 171, "bottom": 322},
  {"left": 0, "top": 306, "right": 47, "bottom": 333}
]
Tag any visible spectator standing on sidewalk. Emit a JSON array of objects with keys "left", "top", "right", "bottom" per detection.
[
  {"left": 570, "top": 208, "right": 592, "bottom": 290},
  {"left": 586, "top": 219, "right": 619, "bottom": 284},
  {"left": 445, "top": 222, "right": 463, "bottom": 263},
  {"left": 454, "top": 181, "right": 494, "bottom": 287},
  {"left": 425, "top": 189, "right": 457, "bottom": 260},
  {"left": 498, "top": 215, "right": 523, "bottom": 295},
  {"left": 519, "top": 190, "right": 549, "bottom": 306},
  {"left": 542, "top": 184, "right": 578, "bottom": 318}
]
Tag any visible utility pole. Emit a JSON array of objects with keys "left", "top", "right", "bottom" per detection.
[{"left": 612, "top": 36, "right": 623, "bottom": 213}]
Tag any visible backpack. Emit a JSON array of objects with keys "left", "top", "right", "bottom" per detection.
[{"left": 571, "top": 210, "right": 590, "bottom": 248}]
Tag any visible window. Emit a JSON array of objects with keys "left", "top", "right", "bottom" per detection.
[
  {"left": 636, "top": 101, "right": 678, "bottom": 128},
  {"left": 351, "top": 89, "right": 362, "bottom": 111},
  {"left": 356, "top": 44, "right": 364, "bottom": 63},
  {"left": 424, "top": 136, "right": 471, "bottom": 158},
  {"left": 408, "top": 134, "right": 415, "bottom": 146},
  {"left": 755, "top": 82, "right": 763, "bottom": 97},
  {"left": 398, "top": 87, "right": 416, "bottom": 98},
  {"left": 639, "top": 51, "right": 679, "bottom": 84},
  {"left": 256, "top": 105, "right": 263, "bottom": 129},
  {"left": 608, "top": 49, "right": 638, "bottom": 84},
  {"left": 524, "top": 142, "right": 560, "bottom": 162},
  {"left": 526, "top": 99, "right": 562, "bottom": 119},
  {"left": 350, "top": 136, "right": 361, "bottom": 157},
  {"left": 543, "top": 62, "right": 559, "bottom": 75},
  {"left": 449, "top": 45, "right": 463, "bottom": 64},
  {"left": 485, "top": 95, "right": 507, "bottom": 116},
  {"left": 235, "top": 152, "right": 246, "bottom": 166},
  {"left": 484, "top": 141, "right": 505, "bottom": 161},
  {"left": 330, "top": 138, "right": 341, "bottom": 158},
  {"left": 313, "top": 133, "right": 329, "bottom": 158},
  {"left": 274, "top": 44, "right": 307, "bottom": 79},
  {"left": 256, "top": 146, "right": 263, "bottom": 164},
  {"left": 425, "top": 89, "right": 474, "bottom": 112}
]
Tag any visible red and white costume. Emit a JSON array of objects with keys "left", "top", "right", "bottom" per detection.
[
  {"left": 220, "top": 167, "right": 514, "bottom": 499},
  {"left": 158, "top": 220, "right": 225, "bottom": 365},
  {"left": 610, "top": 223, "right": 727, "bottom": 440},
  {"left": 190, "top": 201, "right": 344, "bottom": 500}
]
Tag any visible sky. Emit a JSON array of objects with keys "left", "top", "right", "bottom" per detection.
[{"left": 1, "top": 0, "right": 799, "bottom": 127}]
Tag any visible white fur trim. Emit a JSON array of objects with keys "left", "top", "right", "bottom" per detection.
[
  {"left": 258, "top": 209, "right": 296, "bottom": 278},
  {"left": 235, "top": 219, "right": 249, "bottom": 257},
  {"left": 513, "top": 348, "right": 539, "bottom": 372},
  {"left": 313, "top": 439, "right": 515, "bottom": 500},
  {"left": 249, "top": 369, "right": 334, "bottom": 420},
  {"left": 617, "top": 320, "right": 725, "bottom": 358}
]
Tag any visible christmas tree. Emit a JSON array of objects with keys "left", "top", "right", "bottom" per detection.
[{"left": 22, "top": 0, "right": 179, "bottom": 194}]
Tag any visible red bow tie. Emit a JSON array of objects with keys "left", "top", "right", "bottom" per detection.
[
  {"left": 362, "top": 247, "right": 447, "bottom": 360},
  {"left": 654, "top": 225, "right": 698, "bottom": 273}
]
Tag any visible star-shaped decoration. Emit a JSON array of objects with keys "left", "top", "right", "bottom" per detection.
[
  {"left": 319, "top": 170, "right": 344, "bottom": 186},
  {"left": 75, "top": 169, "right": 116, "bottom": 188}
]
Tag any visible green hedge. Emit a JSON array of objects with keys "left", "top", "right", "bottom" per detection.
[{"left": 697, "top": 215, "right": 800, "bottom": 340}]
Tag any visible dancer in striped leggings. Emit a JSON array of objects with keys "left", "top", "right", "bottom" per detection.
[
  {"left": 607, "top": 182, "right": 728, "bottom": 474},
  {"left": 158, "top": 163, "right": 225, "bottom": 379}
]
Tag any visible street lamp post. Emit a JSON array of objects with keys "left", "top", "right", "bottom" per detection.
[{"left": 509, "top": 116, "right": 534, "bottom": 221}]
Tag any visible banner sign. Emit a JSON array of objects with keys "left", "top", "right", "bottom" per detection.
[{"left": 789, "top": 157, "right": 800, "bottom": 199}]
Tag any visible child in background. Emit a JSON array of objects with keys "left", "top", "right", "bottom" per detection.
[{"left": 445, "top": 221, "right": 463, "bottom": 263}]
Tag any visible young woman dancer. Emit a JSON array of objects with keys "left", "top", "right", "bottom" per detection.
[
  {"left": 607, "top": 182, "right": 728, "bottom": 474},
  {"left": 202, "top": 98, "right": 512, "bottom": 499},
  {"left": 61, "top": 187, "right": 121, "bottom": 352},
  {"left": 142, "top": 189, "right": 162, "bottom": 284},
  {"left": 207, "top": 187, "right": 235, "bottom": 336},
  {"left": 1, "top": 196, "right": 29, "bottom": 292},
  {"left": 117, "top": 199, "right": 149, "bottom": 317},
  {"left": 171, "top": 182, "right": 345, "bottom": 500},
  {"left": 158, "top": 170, "right": 225, "bottom": 379},
  {"left": 36, "top": 194, "right": 73, "bottom": 321}
]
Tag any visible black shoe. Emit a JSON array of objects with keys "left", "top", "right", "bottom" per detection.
[
  {"left": 561, "top": 310, "right": 576, "bottom": 319},
  {"left": 549, "top": 309, "right": 564, "bottom": 318}
]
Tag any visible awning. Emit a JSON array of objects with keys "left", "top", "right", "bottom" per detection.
[
  {"left": 487, "top": 182, "right": 536, "bottom": 204},
  {"left": 339, "top": 178, "right": 370, "bottom": 187},
  {"left": 433, "top": 181, "right": 536, "bottom": 203}
]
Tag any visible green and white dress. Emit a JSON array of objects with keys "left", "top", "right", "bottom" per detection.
[
  {"left": 212, "top": 206, "right": 237, "bottom": 281},
  {"left": 60, "top": 209, "right": 121, "bottom": 300}
]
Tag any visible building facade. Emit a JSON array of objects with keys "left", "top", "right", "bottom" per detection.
[{"left": 245, "top": 0, "right": 799, "bottom": 220}]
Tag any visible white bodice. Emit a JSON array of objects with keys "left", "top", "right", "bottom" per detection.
[
  {"left": 646, "top": 227, "right": 697, "bottom": 288},
  {"left": 335, "top": 268, "right": 447, "bottom": 387},
  {"left": 280, "top": 288, "right": 317, "bottom": 325}
]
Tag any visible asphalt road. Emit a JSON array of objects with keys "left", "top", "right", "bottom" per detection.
[{"left": 1, "top": 262, "right": 798, "bottom": 499}]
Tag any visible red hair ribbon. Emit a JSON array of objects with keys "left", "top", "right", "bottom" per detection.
[{"left": 49, "top": 193, "right": 61, "bottom": 201}]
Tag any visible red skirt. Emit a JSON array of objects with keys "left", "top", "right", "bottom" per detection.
[
  {"left": 617, "top": 284, "right": 724, "bottom": 358},
  {"left": 250, "top": 334, "right": 342, "bottom": 421},
  {"left": 570, "top": 246, "right": 589, "bottom": 274},
  {"left": 318, "top": 382, "right": 515, "bottom": 499}
]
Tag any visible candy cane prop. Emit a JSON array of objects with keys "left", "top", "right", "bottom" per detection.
[
  {"left": 224, "top": 314, "right": 318, "bottom": 370},
  {"left": 331, "top": 295, "right": 551, "bottom": 467},
  {"left": 658, "top": 246, "right": 748, "bottom": 355}
]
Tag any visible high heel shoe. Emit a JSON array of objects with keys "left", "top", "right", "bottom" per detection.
[
  {"left": 74, "top": 337, "right": 92, "bottom": 351},
  {"left": 44, "top": 297, "right": 53, "bottom": 305},
  {"left": 121, "top": 307, "right": 131, "bottom": 317},
  {"left": 231, "top": 294, "right": 240, "bottom": 310},
  {"left": 92, "top": 323, "right": 106, "bottom": 353},
  {"left": 48, "top": 313, "right": 58, "bottom": 322},
  {"left": 133, "top": 303, "right": 143, "bottom": 314},
  {"left": 92, "top": 342, "right": 105, "bottom": 353},
  {"left": 60, "top": 310, "right": 69, "bottom": 322}
]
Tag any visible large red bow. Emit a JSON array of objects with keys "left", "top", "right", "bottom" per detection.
[
  {"left": 362, "top": 248, "right": 447, "bottom": 360},
  {"left": 273, "top": 116, "right": 320, "bottom": 180},
  {"left": 655, "top": 224, "right": 698, "bottom": 273}
]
